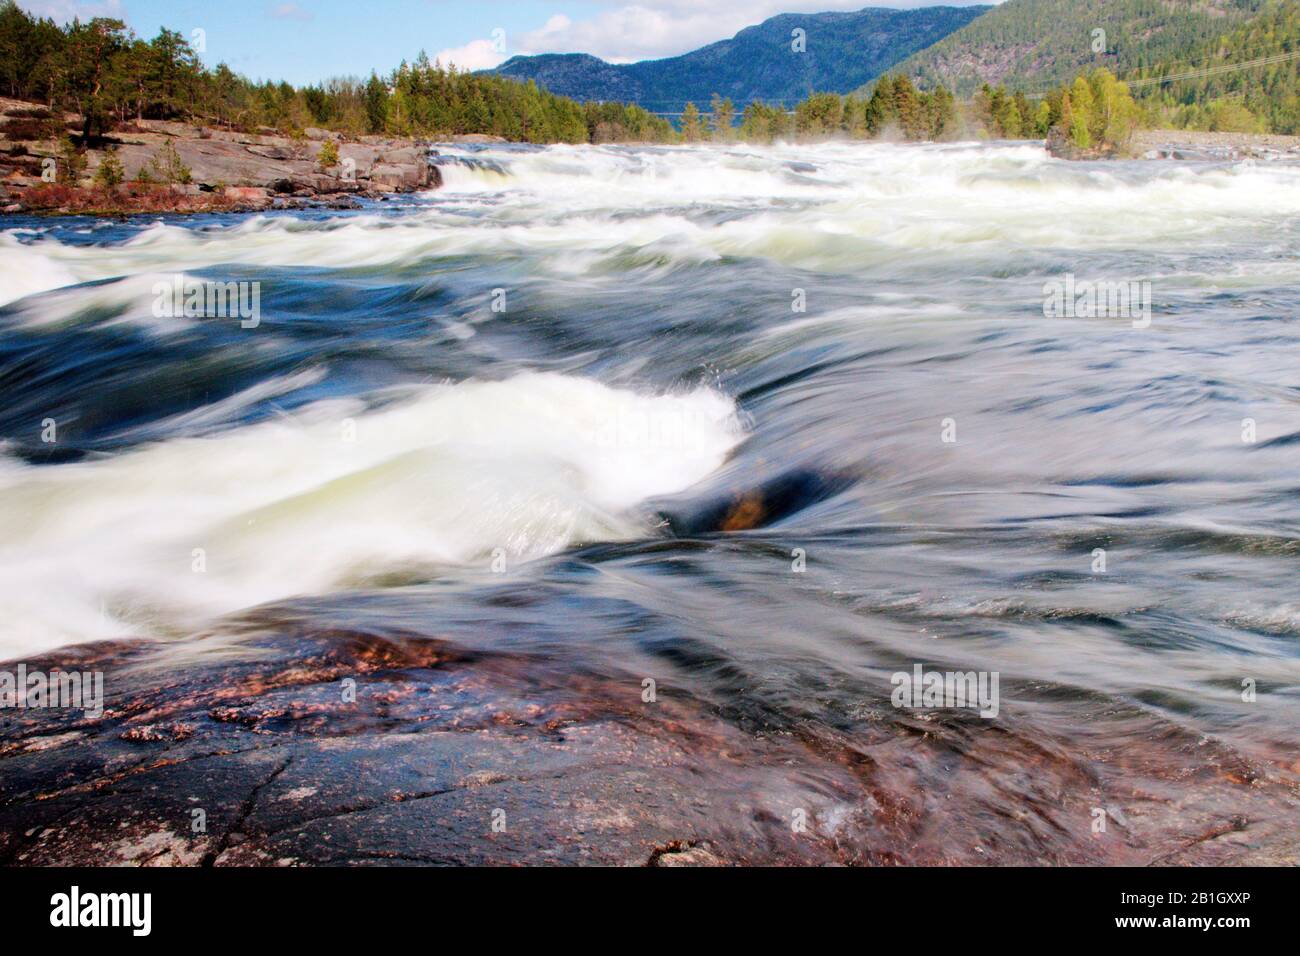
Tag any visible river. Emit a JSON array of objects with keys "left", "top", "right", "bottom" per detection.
[{"left": 1, "top": 140, "right": 1297, "bottom": 863}]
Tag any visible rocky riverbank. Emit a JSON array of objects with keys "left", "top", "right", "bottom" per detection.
[
  {"left": 1042, "top": 126, "right": 1300, "bottom": 162},
  {"left": 1132, "top": 128, "right": 1300, "bottom": 162},
  {"left": 2, "top": 622, "right": 1295, "bottom": 866},
  {"left": 0, "top": 97, "right": 496, "bottom": 215}
]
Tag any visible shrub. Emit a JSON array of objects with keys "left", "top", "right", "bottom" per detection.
[
  {"left": 94, "top": 148, "right": 125, "bottom": 189},
  {"left": 317, "top": 139, "right": 339, "bottom": 170},
  {"left": 56, "top": 136, "right": 86, "bottom": 185},
  {"left": 1207, "top": 98, "right": 1262, "bottom": 134},
  {"left": 147, "top": 140, "right": 193, "bottom": 184}
]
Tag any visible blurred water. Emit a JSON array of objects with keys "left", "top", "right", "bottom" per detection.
[{"left": 1, "top": 140, "right": 1298, "bottom": 782}]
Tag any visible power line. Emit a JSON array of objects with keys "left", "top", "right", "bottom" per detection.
[
  {"left": 1124, "top": 48, "right": 1300, "bottom": 89},
  {"left": 893, "top": 29, "right": 1300, "bottom": 100},
  {"left": 960, "top": 43, "right": 1300, "bottom": 98},
  {"left": 646, "top": 109, "right": 797, "bottom": 117}
]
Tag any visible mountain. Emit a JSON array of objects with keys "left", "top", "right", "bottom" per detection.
[
  {"left": 876, "top": 0, "right": 1272, "bottom": 96},
  {"left": 491, "top": 6, "right": 991, "bottom": 113}
]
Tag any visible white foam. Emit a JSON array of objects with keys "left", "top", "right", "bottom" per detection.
[
  {"left": 0, "top": 372, "right": 743, "bottom": 659},
  {"left": 0, "top": 234, "right": 82, "bottom": 306},
  {"left": 6, "top": 142, "right": 1300, "bottom": 308}
]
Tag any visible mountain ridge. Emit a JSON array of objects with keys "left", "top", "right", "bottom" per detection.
[
  {"left": 491, "top": 6, "right": 991, "bottom": 111},
  {"left": 873, "top": 0, "right": 1273, "bottom": 96}
]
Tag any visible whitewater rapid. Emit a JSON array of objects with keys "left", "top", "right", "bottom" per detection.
[
  {"left": 5, "top": 140, "right": 1300, "bottom": 313},
  {"left": 0, "top": 373, "right": 740, "bottom": 657},
  {"left": 3, "top": 139, "right": 1300, "bottom": 685}
]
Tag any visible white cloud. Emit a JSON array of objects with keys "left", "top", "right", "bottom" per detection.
[
  {"left": 268, "top": 3, "right": 313, "bottom": 22},
  {"left": 435, "top": 38, "right": 508, "bottom": 72},
  {"left": 517, "top": 1, "right": 992, "bottom": 63},
  {"left": 16, "top": 0, "right": 124, "bottom": 23}
]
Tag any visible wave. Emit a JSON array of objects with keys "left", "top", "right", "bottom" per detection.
[
  {"left": 0, "top": 372, "right": 743, "bottom": 659},
  {"left": 6, "top": 141, "right": 1300, "bottom": 308}
]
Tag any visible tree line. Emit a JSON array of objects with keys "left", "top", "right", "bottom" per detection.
[
  {"left": 671, "top": 69, "right": 1139, "bottom": 152},
  {"left": 0, "top": 2, "right": 674, "bottom": 144},
  {"left": 1138, "top": 0, "right": 1300, "bottom": 134},
  {"left": 0, "top": 1, "right": 1142, "bottom": 151}
]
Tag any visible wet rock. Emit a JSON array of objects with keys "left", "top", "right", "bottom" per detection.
[
  {"left": 648, "top": 841, "right": 726, "bottom": 867},
  {"left": 1045, "top": 127, "right": 1120, "bottom": 160},
  {"left": 0, "top": 626, "right": 1294, "bottom": 866},
  {"left": 319, "top": 195, "right": 362, "bottom": 210},
  {"left": 658, "top": 467, "right": 855, "bottom": 535}
]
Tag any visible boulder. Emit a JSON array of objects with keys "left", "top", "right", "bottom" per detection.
[
  {"left": 289, "top": 172, "right": 342, "bottom": 194},
  {"left": 338, "top": 143, "right": 381, "bottom": 173},
  {"left": 378, "top": 145, "right": 426, "bottom": 166},
  {"left": 367, "top": 162, "right": 426, "bottom": 192}
]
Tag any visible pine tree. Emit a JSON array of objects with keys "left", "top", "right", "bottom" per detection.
[
  {"left": 892, "top": 75, "right": 924, "bottom": 138},
  {"left": 681, "top": 101, "right": 704, "bottom": 142},
  {"left": 926, "top": 85, "right": 956, "bottom": 140},
  {"left": 1034, "top": 100, "right": 1052, "bottom": 137},
  {"left": 93, "top": 145, "right": 124, "bottom": 188},
  {"left": 864, "top": 77, "right": 894, "bottom": 135},
  {"left": 363, "top": 73, "right": 388, "bottom": 134},
  {"left": 708, "top": 93, "right": 735, "bottom": 141}
]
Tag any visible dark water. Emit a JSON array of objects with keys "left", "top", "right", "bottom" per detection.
[{"left": 2, "top": 141, "right": 1298, "bottom": 860}]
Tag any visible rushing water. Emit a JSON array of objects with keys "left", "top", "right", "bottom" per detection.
[{"left": 2, "top": 141, "right": 1299, "bottom": 859}]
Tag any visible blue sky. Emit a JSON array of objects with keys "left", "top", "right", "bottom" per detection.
[{"left": 19, "top": 1, "right": 995, "bottom": 85}]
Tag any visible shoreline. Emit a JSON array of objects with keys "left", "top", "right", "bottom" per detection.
[
  {"left": 1, "top": 96, "right": 499, "bottom": 217},
  {"left": 6, "top": 98, "right": 1300, "bottom": 218},
  {"left": 1131, "top": 127, "right": 1300, "bottom": 161}
]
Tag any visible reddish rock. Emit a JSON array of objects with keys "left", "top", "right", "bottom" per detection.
[
  {"left": 223, "top": 185, "right": 270, "bottom": 203},
  {"left": 0, "top": 626, "right": 1295, "bottom": 866}
]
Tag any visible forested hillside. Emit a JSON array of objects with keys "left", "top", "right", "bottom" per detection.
[
  {"left": 875, "top": 0, "right": 1297, "bottom": 133},
  {"left": 0, "top": 0, "right": 672, "bottom": 143},
  {"left": 1141, "top": 0, "right": 1300, "bottom": 133},
  {"left": 886, "top": 0, "right": 1267, "bottom": 95},
  {"left": 494, "top": 6, "right": 989, "bottom": 112}
]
